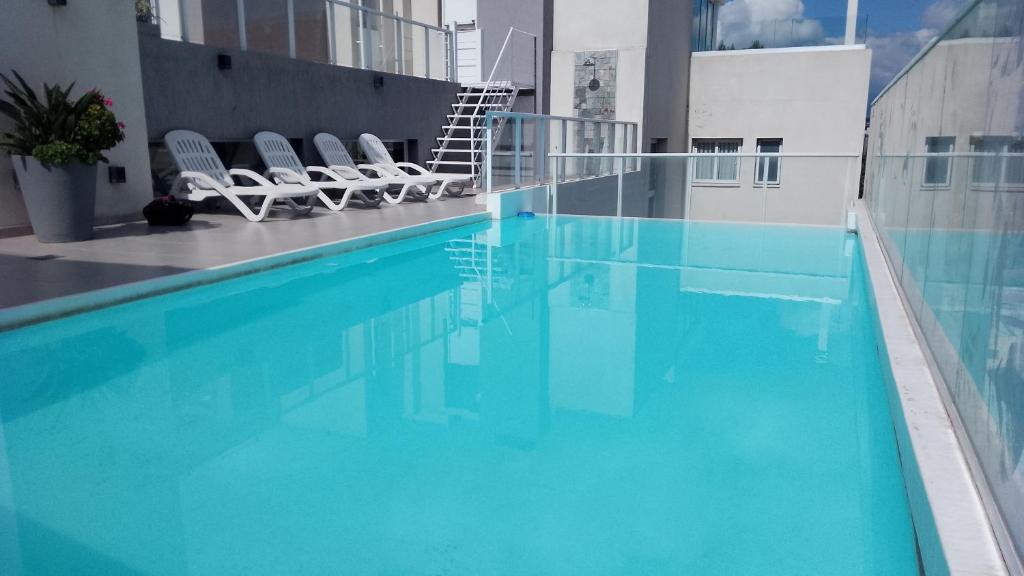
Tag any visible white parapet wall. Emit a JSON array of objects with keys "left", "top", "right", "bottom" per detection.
[{"left": 687, "top": 45, "right": 871, "bottom": 226}]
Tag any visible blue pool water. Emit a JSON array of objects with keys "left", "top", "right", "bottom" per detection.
[{"left": 0, "top": 215, "right": 918, "bottom": 575}]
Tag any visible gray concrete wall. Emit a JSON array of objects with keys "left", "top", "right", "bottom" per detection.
[
  {"left": 0, "top": 0, "right": 153, "bottom": 234},
  {"left": 643, "top": 0, "right": 693, "bottom": 218},
  {"left": 642, "top": 0, "right": 692, "bottom": 151},
  {"left": 139, "top": 29, "right": 461, "bottom": 166},
  {"left": 476, "top": 0, "right": 550, "bottom": 113}
]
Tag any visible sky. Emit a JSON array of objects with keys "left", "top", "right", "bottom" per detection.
[{"left": 717, "top": 0, "right": 971, "bottom": 101}]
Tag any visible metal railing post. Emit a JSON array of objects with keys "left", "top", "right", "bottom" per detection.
[
  {"left": 486, "top": 115, "right": 493, "bottom": 194},
  {"left": 237, "top": 0, "right": 247, "bottom": 51},
  {"left": 449, "top": 23, "right": 458, "bottom": 82},
  {"left": 550, "top": 155, "right": 559, "bottom": 216},
  {"left": 761, "top": 155, "right": 769, "bottom": 223},
  {"left": 616, "top": 156, "right": 624, "bottom": 217},
  {"left": 287, "top": 0, "right": 296, "bottom": 58},
  {"left": 178, "top": 0, "right": 190, "bottom": 42},
  {"left": 326, "top": 1, "right": 336, "bottom": 65},
  {"left": 357, "top": 8, "right": 367, "bottom": 69},
  {"left": 514, "top": 116, "right": 523, "bottom": 188},
  {"left": 538, "top": 120, "right": 548, "bottom": 183},
  {"left": 395, "top": 17, "right": 403, "bottom": 73},
  {"left": 425, "top": 29, "right": 431, "bottom": 79},
  {"left": 685, "top": 157, "right": 693, "bottom": 220},
  {"left": 560, "top": 119, "right": 567, "bottom": 179}
]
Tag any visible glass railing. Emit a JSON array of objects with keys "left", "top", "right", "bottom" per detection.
[
  {"left": 151, "top": 0, "right": 455, "bottom": 82},
  {"left": 484, "top": 112, "right": 639, "bottom": 193},
  {"left": 864, "top": 0, "right": 1024, "bottom": 566},
  {"left": 543, "top": 153, "right": 861, "bottom": 224},
  {"left": 713, "top": 14, "right": 868, "bottom": 50}
]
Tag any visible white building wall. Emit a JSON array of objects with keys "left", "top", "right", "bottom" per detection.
[
  {"left": 0, "top": 1, "right": 153, "bottom": 233},
  {"left": 549, "top": 0, "right": 649, "bottom": 132},
  {"left": 687, "top": 45, "right": 871, "bottom": 226}
]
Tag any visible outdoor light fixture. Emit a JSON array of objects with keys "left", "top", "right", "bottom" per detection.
[
  {"left": 217, "top": 54, "right": 232, "bottom": 70},
  {"left": 373, "top": 75, "right": 384, "bottom": 89},
  {"left": 48, "top": 0, "right": 67, "bottom": 5},
  {"left": 583, "top": 58, "right": 600, "bottom": 91},
  {"left": 108, "top": 166, "right": 126, "bottom": 184}
]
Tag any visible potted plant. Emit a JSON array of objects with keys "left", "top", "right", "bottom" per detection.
[{"left": 0, "top": 71, "right": 125, "bottom": 242}]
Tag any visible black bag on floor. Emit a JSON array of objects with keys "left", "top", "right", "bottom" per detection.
[{"left": 143, "top": 195, "right": 194, "bottom": 226}]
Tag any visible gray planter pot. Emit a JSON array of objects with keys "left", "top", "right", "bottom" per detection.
[{"left": 11, "top": 155, "right": 98, "bottom": 243}]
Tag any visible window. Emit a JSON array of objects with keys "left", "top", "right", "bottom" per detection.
[
  {"left": 970, "top": 136, "right": 1024, "bottom": 186},
  {"left": 923, "top": 136, "right": 954, "bottom": 186},
  {"left": 693, "top": 139, "right": 741, "bottom": 182},
  {"left": 755, "top": 138, "right": 782, "bottom": 185}
]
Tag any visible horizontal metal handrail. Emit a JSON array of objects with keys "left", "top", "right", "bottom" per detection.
[
  {"left": 549, "top": 152, "right": 861, "bottom": 158},
  {"left": 327, "top": 0, "right": 450, "bottom": 33},
  {"left": 485, "top": 111, "right": 639, "bottom": 128},
  {"left": 875, "top": 152, "right": 1024, "bottom": 158}
]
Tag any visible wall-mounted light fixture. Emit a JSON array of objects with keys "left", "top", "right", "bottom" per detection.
[
  {"left": 373, "top": 75, "right": 384, "bottom": 89},
  {"left": 108, "top": 166, "right": 126, "bottom": 184},
  {"left": 583, "top": 58, "right": 600, "bottom": 92},
  {"left": 217, "top": 54, "right": 232, "bottom": 70},
  {"left": 48, "top": 0, "right": 68, "bottom": 6}
]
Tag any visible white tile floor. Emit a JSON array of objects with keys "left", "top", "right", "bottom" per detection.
[{"left": 0, "top": 195, "right": 484, "bottom": 308}]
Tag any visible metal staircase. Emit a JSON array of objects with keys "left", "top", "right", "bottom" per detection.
[
  {"left": 429, "top": 26, "right": 536, "bottom": 188},
  {"left": 429, "top": 82, "right": 519, "bottom": 186}
]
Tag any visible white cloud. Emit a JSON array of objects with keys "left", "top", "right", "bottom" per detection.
[
  {"left": 717, "top": 0, "right": 827, "bottom": 49},
  {"left": 866, "top": 0, "right": 969, "bottom": 99},
  {"left": 922, "top": 0, "right": 970, "bottom": 29}
]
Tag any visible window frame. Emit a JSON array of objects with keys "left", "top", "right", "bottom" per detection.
[
  {"left": 922, "top": 136, "right": 955, "bottom": 188},
  {"left": 970, "top": 136, "right": 1024, "bottom": 189},
  {"left": 692, "top": 138, "right": 742, "bottom": 184},
  {"left": 754, "top": 138, "right": 783, "bottom": 186}
]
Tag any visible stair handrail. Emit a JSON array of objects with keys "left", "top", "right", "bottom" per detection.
[
  {"left": 468, "top": 27, "right": 535, "bottom": 182},
  {"left": 433, "top": 26, "right": 536, "bottom": 177}
]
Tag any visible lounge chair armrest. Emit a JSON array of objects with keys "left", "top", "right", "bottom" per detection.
[
  {"left": 328, "top": 165, "right": 368, "bottom": 180},
  {"left": 358, "top": 163, "right": 402, "bottom": 177},
  {"left": 395, "top": 162, "right": 430, "bottom": 176},
  {"left": 178, "top": 170, "right": 226, "bottom": 191},
  {"left": 229, "top": 168, "right": 276, "bottom": 187},
  {"left": 264, "top": 166, "right": 308, "bottom": 185},
  {"left": 306, "top": 165, "right": 348, "bottom": 183}
]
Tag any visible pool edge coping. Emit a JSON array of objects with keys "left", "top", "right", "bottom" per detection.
[
  {"left": 855, "top": 200, "right": 1009, "bottom": 576},
  {"left": 0, "top": 211, "right": 491, "bottom": 332}
]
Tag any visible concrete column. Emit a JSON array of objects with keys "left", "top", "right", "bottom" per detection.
[{"left": 844, "top": 0, "right": 859, "bottom": 44}]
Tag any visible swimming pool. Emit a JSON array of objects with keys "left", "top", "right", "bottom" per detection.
[{"left": 0, "top": 215, "right": 918, "bottom": 575}]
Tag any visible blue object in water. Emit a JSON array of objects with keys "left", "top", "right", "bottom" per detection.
[
  {"left": 0, "top": 215, "right": 919, "bottom": 575},
  {"left": 518, "top": 211, "right": 535, "bottom": 218}
]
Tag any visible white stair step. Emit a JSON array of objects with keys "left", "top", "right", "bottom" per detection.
[
  {"left": 432, "top": 148, "right": 476, "bottom": 154},
  {"left": 429, "top": 160, "right": 475, "bottom": 165},
  {"left": 437, "top": 137, "right": 483, "bottom": 142}
]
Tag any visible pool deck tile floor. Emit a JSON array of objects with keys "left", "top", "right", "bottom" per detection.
[{"left": 0, "top": 195, "right": 484, "bottom": 309}]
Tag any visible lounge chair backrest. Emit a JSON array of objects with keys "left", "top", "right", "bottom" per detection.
[
  {"left": 358, "top": 133, "right": 395, "bottom": 167},
  {"left": 253, "top": 131, "right": 308, "bottom": 184},
  {"left": 313, "top": 133, "right": 357, "bottom": 169},
  {"left": 164, "top": 130, "right": 231, "bottom": 189}
]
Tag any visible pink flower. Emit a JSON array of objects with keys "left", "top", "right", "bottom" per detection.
[
  {"left": 104, "top": 97, "right": 113, "bottom": 107},
  {"left": 117, "top": 121, "right": 125, "bottom": 129}
]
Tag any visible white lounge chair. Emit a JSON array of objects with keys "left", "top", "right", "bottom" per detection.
[
  {"left": 313, "top": 132, "right": 437, "bottom": 205},
  {"left": 165, "top": 130, "right": 317, "bottom": 222},
  {"left": 253, "top": 131, "right": 384, "bottom": 210},
  {"left": 358, "top": 133, "right": 472, "bottom": 198}
]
